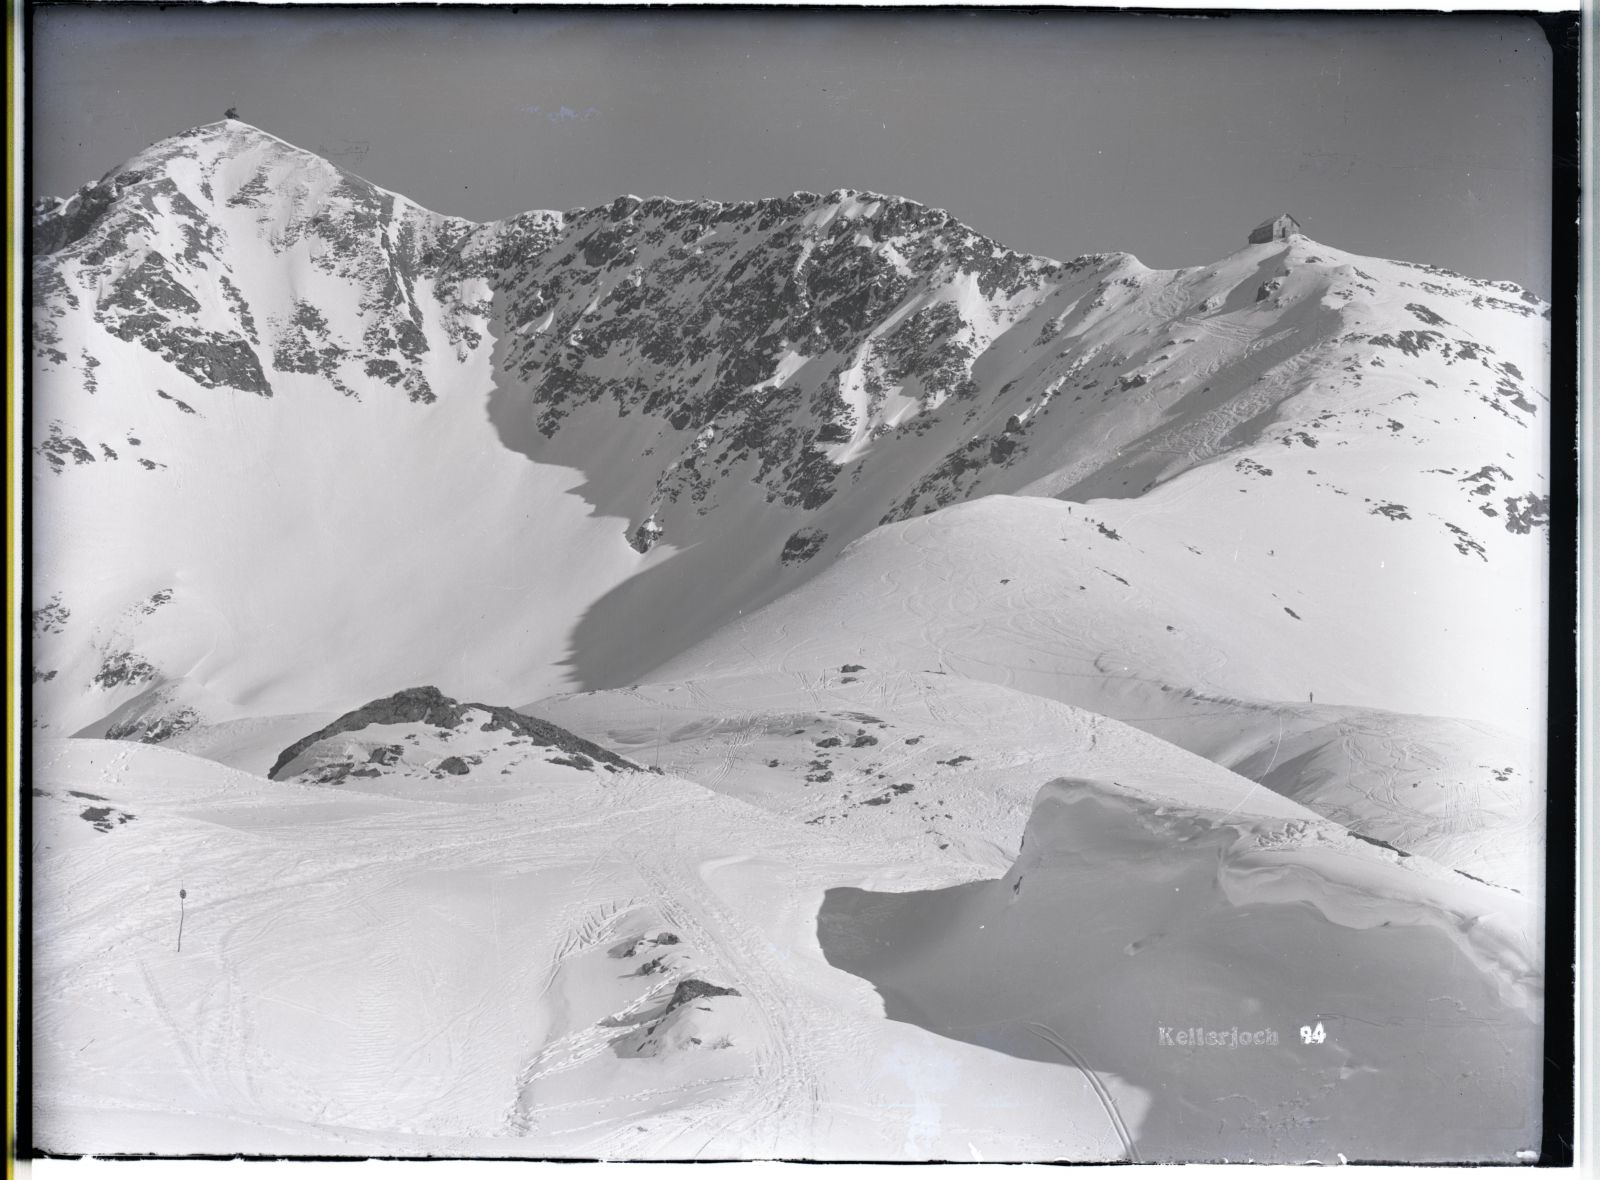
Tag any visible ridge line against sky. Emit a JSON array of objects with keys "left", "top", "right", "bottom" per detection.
[{"left": 30, "top": 6, "right": 1554, "bottom": 296}]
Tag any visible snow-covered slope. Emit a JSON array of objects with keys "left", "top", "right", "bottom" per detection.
[
  {"left": 28, "top": 738, "right": 1154, "bottom": 1159},
  {"left": 533, "top": 667, "right": 1325, "bottom": 874},
  {"left": 32, "top": 120, "right": 1547, "bottom": 745},
  {"left": 28, "top": 119, "right": 1550, "bottom": 1161},
  {"left": 33, "top": 708, "right": 1540, "bottom": 1160},
  {"left": 641, "top": 496, "right": 1544, "bottom": 891}
]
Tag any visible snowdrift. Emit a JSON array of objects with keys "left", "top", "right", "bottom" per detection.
[{"left": 819, "top": 778, "right": 1542, "bottom": 1162}]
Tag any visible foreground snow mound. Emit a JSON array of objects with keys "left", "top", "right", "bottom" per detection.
[
  {"left": 269, "top": 685, "right": 637, "bottom": 783},
  {"left": 819, "top": 778, "right": 1542, "bottom": 1163}
]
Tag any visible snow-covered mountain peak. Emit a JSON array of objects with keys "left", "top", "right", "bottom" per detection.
[
  {"left": 29, "top": 121, "right": 1549, "bottom": 747},
  {"left": 35, "top": 119, "right": 479, "bottom": 266}
]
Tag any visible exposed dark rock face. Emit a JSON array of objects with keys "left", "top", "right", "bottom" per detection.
[
  {"left": 104, "top": 321, "right": 270, "bottom": 397},
  {"left": 267, "top": 684, "right": 637, "bottom": 779},
  {"left": 780, "top": 527, "right": 827, "bottom": 565},
  {"left": 34, "top": 124, "right": 1548, "bottom": 567},
  {"left": 467, "top": 185, "right": 1067, "bottom": 529},
  {"left": 273, "top": 300, "right": 353, "bottom": 393},
  {"left": 33, "top": 123, "right": 465, "bottom": 407},
  {"left": 79, "top": 804, "right": 137, "bottom": 832},
  {"left": 662, "top": 979, "right": 741, "bottom": 1015},
  {"left": 91, "top": 651, "right": 159, "bottom": 690},
  {"left": 34, "top": 124, "right": 1116, "bottom": 548},
  {"left": 1501, "top": 493, "right": 1549, "bottom": 534},
  {"left": 38, "top": 423, "right": 97, "bottom": 473},
  {"left": 33, "top": 594, "right": 70, "bottom": 637},
  {"left": 629, "top": 516, "right": 664, "bottom": 554},
  {"left": 104, "top": 701, "right": 199, "bottom": 744}
]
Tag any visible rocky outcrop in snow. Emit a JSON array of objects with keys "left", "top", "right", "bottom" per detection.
[{"left": 268, "top": 685, "right": 637, "bottom": 781}]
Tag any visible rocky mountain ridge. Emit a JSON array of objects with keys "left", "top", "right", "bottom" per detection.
[{"left": 31, "top": 119, "right": 1549, "bottom": 743}]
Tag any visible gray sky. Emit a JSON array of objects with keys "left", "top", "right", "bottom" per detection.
[{"left": 31, "top": 7, "right": 1554, "bottom": 296}]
